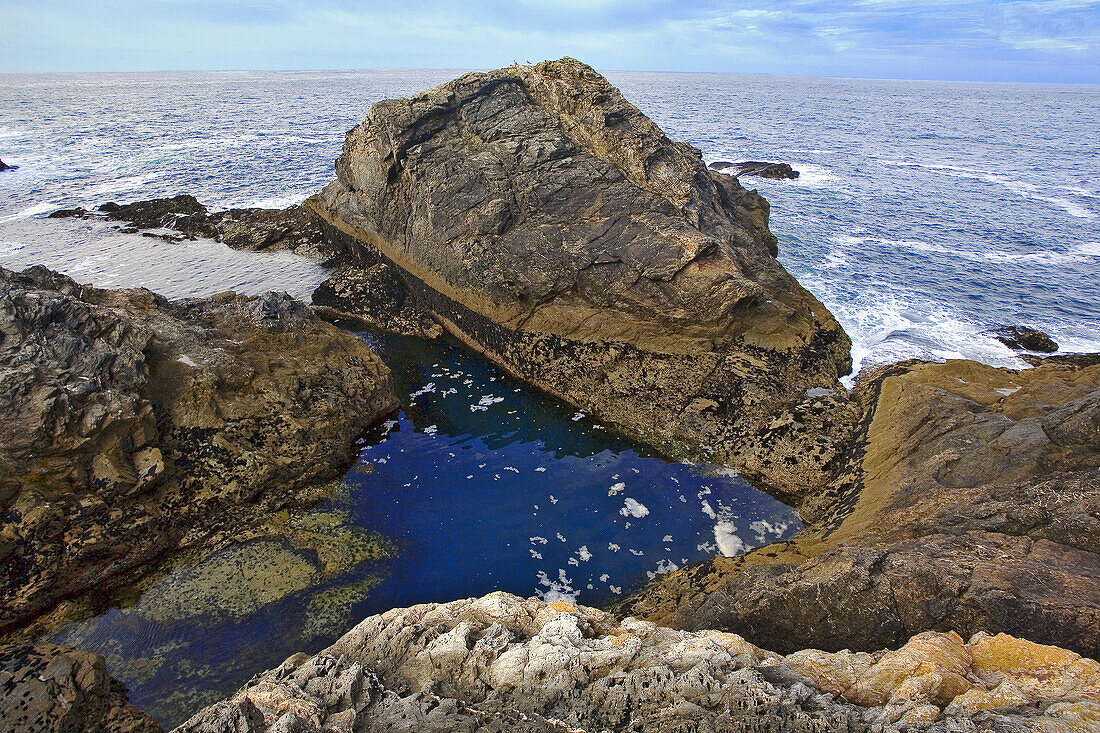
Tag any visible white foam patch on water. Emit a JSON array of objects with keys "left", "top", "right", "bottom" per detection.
[
  {"left": 536, "top": 569, "right": 578, "bottom": 603},
  {"left": 865, "top": 235, "right": 1092, "bottom": 266},
  {"left": 646, "top": 558, "right": 680, "bottom": 579},
  {"left": 620, "top": 498, "right": 649, "bottom": 518},
  {"left": 577, "top": 546, "right": 592, "bottom": 562},
  {"left": 0, "top": 241, "right": 25, "bottom": 256},
  {"left": 608, "top": 482, "right": 625, "bottom": 496},
  {"left": 714, "top": 521, "right": 750, "bottom": 557},
  {"left": 87, "top": 174, "right": 159, "bottom": 197}
]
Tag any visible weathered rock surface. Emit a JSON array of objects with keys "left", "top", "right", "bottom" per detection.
[
  {"left": 313, "top": 57, "right": 853, "bottom": 499},
  {"left": 709, "top": 161, "right": 801, "bottom": 180},
  {"left": 0, "top": 265, "right": 398, "bottom": 633},
  {"left": 990, "top": 325, "right": 1059, "bottom": 353},
  {"left": 0, "top": 642, "right": 161, "bottom": 732},
  {"left": 619, "top": 355, "right": 1100, "bottom": 660},
  {"left": 176, "top": 593, "right": 1099, "bottom": 732},
  {"left": 311, "top": 264, "right": 442, "bottom": 339}
]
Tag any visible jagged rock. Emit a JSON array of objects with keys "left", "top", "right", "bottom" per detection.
[
  {"left": 175, "top": 593, "right": 1100, "bottom": 733},
  {"left": 0, "top": 642, "right": 161, "bottom": 732},
  {"left": 97, "top": 196, "right": 220, "bottom": 239},
  {"left": 0, "top": 157, "right": 16, "bottom": 172},
  {"left": 990, "top": 325, "right": 1059, "bottom": 353},
  {"left": 312, "top": 57, "right": 854, "bottom": 500},
  {"left": 618, "top": 355, "right": 1100, "bottom": 659},
  {"left": 311, "top": 264, "right": 442, "bottom": 338},
  {"left": 709, "top": 161, "right": 801, "bottom": 180},
  {"left": 50, "top": 196, "right": 348, "bottom": 264},
  {"left": 0, "top": 266, "right": 398, "bottom": 633}
]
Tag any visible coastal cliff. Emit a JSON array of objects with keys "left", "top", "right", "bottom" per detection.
[
  {"left": 0, "top": 266, "right": 397, "bottom": 634},
  {"left": 311, "top": 57, "right": 855, "bottom": 501}
]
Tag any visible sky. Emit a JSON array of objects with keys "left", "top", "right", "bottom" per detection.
[{"left": 1, "top": 0, "right": 1098, "bottom": 82}]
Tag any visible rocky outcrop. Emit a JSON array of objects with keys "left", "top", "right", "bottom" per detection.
[
  {"left": 619, "top": 355, "right": 1100, "bottom": 660},
  {"left": 312, "top": 57, "right": 853, "bottom": 500},
  {"left": 176, "top": 593, "right": 1099, "bottom": 732},
  {"left": 50, "top": 196, "right": 348, "bottom": 264},
  {"left": 311, "top": 264, "right": 442, "bottom": 338},
  {"left": 0, "top": 265, "right": 398, "bottom": 633},
  {"left": 709, "top": 161, "right": 801, "bottom": 180},
  {"left": 990, "top": 325, "right": 1059, "bottom": 353},
  {"left": 0, "top": 157, "right": 16, "bottom": 172},
  {"left": 0, "top": 642, "right": 161, "bottom": 732}
]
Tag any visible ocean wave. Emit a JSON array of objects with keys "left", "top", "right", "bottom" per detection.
[
  {"left": 884, "top": 161, "right": 1097, "bottom": 219},
  {"left": 233, "top": 193, "right": 310, "bottom": 210},
  {"left": 0, "top": 201, "right": 60, "bottom": 223}
]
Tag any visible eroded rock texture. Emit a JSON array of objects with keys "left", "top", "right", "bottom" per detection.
[
  {"left": 313, "top": 57, "right": 854, "bottom": 500},
  {"left": 619, "top": 355, "right": 1100, "bottom": 662},
  {"left": 0, "top": 265, "right": 397, "bottom": 633},
  {"left": 0, "top": 642, "right": 161, "bottom": 733},
  {"left": 176, "top": 593, "right": 1099, "bottom": 733}
]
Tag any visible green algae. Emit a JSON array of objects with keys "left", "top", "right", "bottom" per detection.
[{"left": 301, "top": 577, "right": 384, "bottom": 643}]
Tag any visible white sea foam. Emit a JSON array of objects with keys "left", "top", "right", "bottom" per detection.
[
  {"left": 0, "top": 241, "right": 25, "bottom": 256},
  {"left": 714, "top": 521, "right": 749, "bottom": 557},
  {"left": 0, "top": 202, "right": 60, "bottom": 223},
  {"left": 535, "top": 569, "right": 577, "bottom": 602},
  {"left": 620, "top": 498, "right": 649, "bottom": 518}
]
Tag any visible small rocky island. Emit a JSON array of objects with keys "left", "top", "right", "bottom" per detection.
[{"left": 2, "top": 58, "right": 1099, "bottom": 732}]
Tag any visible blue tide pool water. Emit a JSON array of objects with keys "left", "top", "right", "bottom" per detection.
[{"left": 1, "top": 69, "right": 1097, "bottom": 726}]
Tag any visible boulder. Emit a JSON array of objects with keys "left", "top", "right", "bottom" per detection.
[
  {"left": 175, "top": 593, "right": 1100, "bottom": 732},
  {"left": 709, "top": 161, "right": 801, "bottom": 180},
  {"left": 0, "top": 266, "right": 398, "bottom": 633},
  {"left": 618, "top": 355, "right": 1100, "bottom": 659},
  {"left": 990, "top": 325, "right": 1059, "bottom": 353},
  {"left": 311, "top": 57, "right": 854, "bottom": 499},
  {"left": 0, "top": 642, "right": 161, "bottom": 732}
]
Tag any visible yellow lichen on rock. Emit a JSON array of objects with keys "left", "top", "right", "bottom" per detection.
[
  {"left": 967, "top": 632, "right": 1100, "bottom": 702},
  {"left": 549, "top": 600, "right": 577, "bottom": 614},
  {"left": 842, "top": 631, "right": 972, "bottom": 707}
]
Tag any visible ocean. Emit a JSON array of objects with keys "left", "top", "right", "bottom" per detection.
[{"left": 1, "top": 69, "right": 1098, "bottom": 725}]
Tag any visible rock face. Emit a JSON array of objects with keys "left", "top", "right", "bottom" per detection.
[
  {"left": 990, "top": 325, "right": 1059, "bottom": 353},
  {"left": 313, "top": 57, "right": 853, "bottom": 499},
  {"left": 619, "top": 355, "right": 1100, "bottom": 660},
  {"left": 176, "top": 593, "right": 1099, "bottom": 733},
  {"left": 0, "top": 642, "right": 161, "bottom": 733},
  {"left": 709, "top": 161, "right": 801, "bottom": 180},
  {"left": 0, "top": 265, "right": 398, "bottom": 633}
]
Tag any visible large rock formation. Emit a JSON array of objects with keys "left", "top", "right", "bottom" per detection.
[
  {"left": 0, "top": 265, "right": 398, "bottom": 633},
  {"left": 311, "top": 57, "right": 854, "bottom": 500},
  {"left": 176, "top": 593, "right": 1099, "bottom": 732},
  {"left": 618, "top": 355, "right": 1100, "bottom": 660}
]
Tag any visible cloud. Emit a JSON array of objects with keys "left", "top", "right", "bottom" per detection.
[{"left": 0, "top": 0, "right": 1097, "bottom": 81}]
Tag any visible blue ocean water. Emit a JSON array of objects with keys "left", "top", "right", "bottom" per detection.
[{"left": 1, "top": 70, "right": 1098, "bottom": 725}]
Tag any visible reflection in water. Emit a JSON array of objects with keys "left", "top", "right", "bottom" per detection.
[{"left": 51, "top": 336, "right": 800, "bottom": 728}]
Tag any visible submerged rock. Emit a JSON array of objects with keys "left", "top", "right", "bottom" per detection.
[
  {"left": 0, "top": 265, "right": 398, "bottom": 633},
  {"left": 0, "top": 642, "right": 161, "bottom": 732},
  {"left": 709, "top": 160, "right": 801, "bottom": 180},
  {"left": 312, "top": 57, "right": 854, "bottom": 499},
  {"left": 176, "top": 593, "right": 1099, "bottom": 732},
  {"left": 0, "top": 157, "right": 17, "bottom": 172},
  {"left": 990, "top": 324, "right": 1059, "bottom": 353},
  {"left": 619, "top": 355, "right": 1100, "bottom": 660}
]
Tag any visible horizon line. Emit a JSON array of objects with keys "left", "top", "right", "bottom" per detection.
[{"left": 3, "top": 64, "right": 1100, "bottom": 87}]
